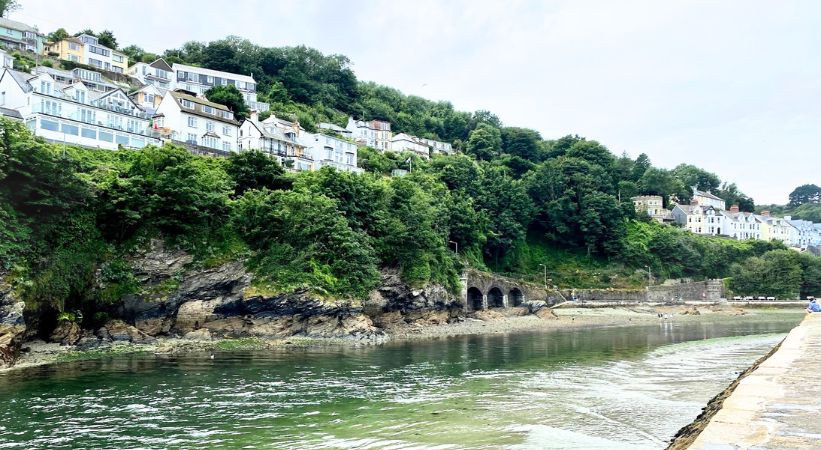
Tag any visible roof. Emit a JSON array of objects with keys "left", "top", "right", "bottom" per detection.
[
  {"left": 318, "top": 122, "right": 349, "bottom": 133},
  {"left": 244, "top": 119, "right": 302, "bottom": 144},
  {"left": 694, "top": 188, "right": 723, "bottom": 201},
  {"left": 0, "top": 106, "right": 22, "bottom": 120},
  {"left": 0, "top": 17, "right": 39, "bottom": 34},
  {"left": 149, "top": 58, "right": 173, "bottom": 72},
  {"left": 3, "top": 68, "right": 35, "bottom": 92},
  {"left": 168, "top": 90, "right": 239, "bottom": 126},
  {"left": 172, "top": 63, "right": 255, "bottom": 83}
]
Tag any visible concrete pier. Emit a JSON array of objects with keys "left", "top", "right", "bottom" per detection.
[{"left": 686, "top": 313, "right": 821, "bottom": 449}]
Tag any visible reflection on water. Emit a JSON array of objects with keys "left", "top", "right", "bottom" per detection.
[{"left": 0, "top": 316, "right": 802, "bottom": 449}]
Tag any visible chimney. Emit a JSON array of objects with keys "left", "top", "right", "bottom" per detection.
[
  {"left": 730, "top": 205, "right": 739, "bottom": 213},
  {"left": 761, "top": 210, "right": 770, "bottom": 217},
  {"left": 249, "top": 110, "right": 258, "bottom": 122}
]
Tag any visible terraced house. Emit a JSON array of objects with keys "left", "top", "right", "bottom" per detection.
[
  {"left": 153, "top": 90, "right": 239, "bottom": 155},
  {"left": 0, "top": 67, "right": 159, "bottom": 149}
]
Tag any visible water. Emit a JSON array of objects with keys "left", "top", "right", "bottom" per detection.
[{"left": 0, "top": 317, "right": 802, "bottom": 449}]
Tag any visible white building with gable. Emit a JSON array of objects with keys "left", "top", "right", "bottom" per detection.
[
  {"left": 154, "top": 90, "right": 239, "bottom": 155},
  {"left": 0, "top": 67, "right": 158, "bottom": 149}
]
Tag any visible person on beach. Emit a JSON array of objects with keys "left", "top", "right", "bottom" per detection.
[{"left": 807, "top": 298, "right": 820, "bottom": 313}]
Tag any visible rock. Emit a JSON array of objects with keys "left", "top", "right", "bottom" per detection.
[
  {"left": 474, "top": 310, "right": 504, "bottom": 321},
  {"left": 535, "top": 308, "right": 559, "bottom": 320},
  {"left": 183, "top": 328, "right": 212, "bottom": 341},
  {"left": 103, "top": 320, "right": 156, "bottom": 344},
  {"left": 368, "top": 269, "right": 460, "bottom": 314},
  {"left": 681, "top": 306, "right": 701, "bottom": 316},
  {"left": 49, "top": 321, "right": 82, "bottom": 346},
  {"left": 175, "top": 299, "right": 223, "bottom": 333},
  {"left": 0, "top": 280, "right": 26, "bottom": 368}
]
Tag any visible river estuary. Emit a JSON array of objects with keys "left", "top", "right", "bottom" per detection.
[{"left": 0, "top": 316, "right": 803, "bottom": 449}]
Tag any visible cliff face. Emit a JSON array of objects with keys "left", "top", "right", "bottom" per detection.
[
  {"left": 0, "top": 277, "right": 26, "bottom": 368},
  {"left": 2, "top": 240, "right": 466, "bottom": 366}
]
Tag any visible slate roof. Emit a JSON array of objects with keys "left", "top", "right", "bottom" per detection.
[
  {"left": 168, "top": 90, "right": 238, "bottom": 126},
  {"left": 0, "top": 17, "right": 39, "bottom": 34}
]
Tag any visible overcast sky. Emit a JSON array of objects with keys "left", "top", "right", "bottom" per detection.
[{"left": 13, "top": 0, "right": 821, "bottom": 204}]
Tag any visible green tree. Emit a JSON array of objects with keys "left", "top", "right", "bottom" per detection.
[
  {"left": 226, "top": 150, "right": 289, "bottom": 196},
  {"left": 500, "top": 127, "right": 542, "bottom": 162},
  {"left": 0, "top": 0, "right": 19, "bottom": 17},
  {"left": 205, "top": 85, "right": 250, "bottom": 121},
  {"left": 47, "top": 28, "right": 70, "bottom": 43},
  {"left": 96, "top": 30, "right": 117, "bottom": 49},
  {"left": 672, "top": 164, "right": 721, "bottom": 193},
  {"left": 788, "top": 184, "right": 821, "bottom": 206},
  {"left": 465, "top": 123, "right": 502, "bottom": 161}
]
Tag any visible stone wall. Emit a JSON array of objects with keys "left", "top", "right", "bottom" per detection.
[
  {"left": 647, "top": 279, "right": 724, "bottom": 302},
  {"left": 562, "top": 288, "right": 647, "bottom": 303}
]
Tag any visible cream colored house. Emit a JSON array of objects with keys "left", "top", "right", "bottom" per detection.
[{"left": 632, "top": 195, "right": 666, "bottom": 223}]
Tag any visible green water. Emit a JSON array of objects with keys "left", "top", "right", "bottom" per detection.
[{"left": 0, "top": 316, "right": 802, "bottom": 449}]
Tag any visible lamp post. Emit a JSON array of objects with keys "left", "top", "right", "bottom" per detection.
[
  {"left": 538, "top": 264, "right": 547, "bottom": 288},
  {"left": 448, "top": 240, "right": 458, "bottom": 254}
]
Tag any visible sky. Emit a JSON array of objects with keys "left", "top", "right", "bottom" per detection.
[{"left": 12, "top": 0, "right": 821, "bottom": 204}]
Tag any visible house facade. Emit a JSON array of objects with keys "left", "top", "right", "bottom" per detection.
[
  {"left": 632, "top": 195, "right": 667, "bottom": 223},
  {"left": 69, "top": 34, "right": 128, "bottom": 74},
  {"left": 238, "top": 115, "right": 312, "bottom": 171},
  {"left": 691, "top": 186, "right": 726, "bottom": 210},
  {"left": 789, "top": 219, "right": 816, "bottom": 249},
  {"left": 390, "top": 132, "right": 430, "bottom": 158},
  {"left": 172, "top": 63, "right": 269, "bottom": 112},
  {"left": 0, "top": 68, "right": 158, "bottom": 150},
  {"left": 43, "top": 36, "right": 84, "bottom": 63},
  {"left": 346, "top": 116, "right": 392, "bottom": 151},
  {"left": 129, "top": 84, "right": 163, "bottom": 115},
  {"left": 154, "top": 90, "right": 239, "bottom": 155},
  {"left": 0, "top": 48, "right": 13, "bottom": 69},
  {"left": 719, "top": 206, "right": 761, "bottom": 240},
  {"left": 302, "top": 131, "right": 361, "bottom": 173},
  {"left": 0, "top": 17, "right": 44, "bottom": 54},
  {"left": 126, "top": 58, "right": 173, "bottom": 92}
]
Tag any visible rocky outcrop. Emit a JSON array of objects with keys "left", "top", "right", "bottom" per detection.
[
  {"left": 0, "top": 278, "right": 26, "bottom": 368},
  {"left": 49, "top": 321, "right": 82, "bottom": 346},
  {"left": 366, "top": 269, "right": 461, "bottom": 313}
]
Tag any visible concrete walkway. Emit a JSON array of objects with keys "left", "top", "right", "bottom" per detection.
[{"left": 688, "top": 313, "right": 821, "bottom": 449}]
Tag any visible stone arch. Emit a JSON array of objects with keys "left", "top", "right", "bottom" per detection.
[
  {"left": 467, "top": 287, "right": 484, "bottom": 311},
  {"left": 509, "top": 287, "right": 525, "bottom": 307},
  {"left": 487, "top": 287, "right": 504, "bottom": 308}
]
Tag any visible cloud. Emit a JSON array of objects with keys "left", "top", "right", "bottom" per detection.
[{"left": 14, "top": 0, "right": 820, "bottom": 203}]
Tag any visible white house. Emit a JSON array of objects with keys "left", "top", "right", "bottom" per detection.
[
  {"left": 238, "top": 114, "right": 313, "bottom": 171},
  {"left": 0, "top": 68, "right": 158, "bottom": 150},
  {"left": 691, "top": 186, "right": 726, "bottom": 210},
  {"left": 346, "top": 116, "right": 392, "bottom": 151},
  {"left": 75, "top": 34, "right": 128, "bottom": 74},
  {"left": 672, "top": 202, "right": 725, "bottom": 236},
  {"left": 719, "top": 205, "right": 761, "bottom": 241},
  {"left": 302, "top": 131, "right": 361, "bottom": 173},
  {"left": 418, "top": 137, "right": 453, "bottom": 156},
  {"left": 390, "top": 132, "right": 430, "bottom": 158},
  {"left": 789, "top": 219, "right": 816, "bottom": 249},
  {"left": 172, "top": 63, "right": 269, "bottom": 112},
  {"left": 154, "top": 90, "right": 239, "bottom": 155},
  {"left": 34, "top": 66, "right": 119, "bottom": 93},
  {"left": 126, "top": 58, "right": 173, "bottom": 92}
]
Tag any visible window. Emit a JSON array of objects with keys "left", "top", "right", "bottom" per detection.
[
  {"left": 99, "top": 131, "right": 114, "bottom": 142},
  {"left": 113, "top": 54, "right": 124, "bottom": 63},
  {"left": 188, "top": 116, "right": 197, "bottom": 127},
  {"left": 202, "top": 105, "right": 213, "bottom": 114},
  {"left": 222, "top": 126, "right": 231, "bottom": 136},
  {"left": 69, "top": 55, "right": 79, "bottom": 62},
  {"left": 181, "top": 99, "right": 193, "bottom": 108},
  {"left": 186, "top": 133, "right": 197, "bottom": 144},
  {"left": 75, "top": 90, "right": 85, "bottom": 104},
  {"left": 145, "top": 94, "right": 154, "bottom": 103},
  {"left": 80, "top": 109, "right": 95, "bottom": 124},
  {"left": 223, "top": 141, "right": 231, "bottom": 152},
  {"left": 346, "top": 152, "right": 354, "bottom": 165},
  {"left": 88, "top": 58, "right": 103, "bottom": 68},
  {"left": 69, "top": 42, "right": 79, "bottom": 51},
  {"left": 81, "top": 128, "right": 96, "bottom": 139},
  {"left": 60, "top": 123, "right": 79, "bottom": 136},
  {"left": 206, "top": 121, "right": 214, "bottom": 132},
  {"left": 40, "top": 119, "right": 59, "bottom": 131},
  {"left": 223, "top": 111, "right": 232, "bottom": 119},
  {"left": 116, "top": 135, "right": 129, "bottom": 146}
]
